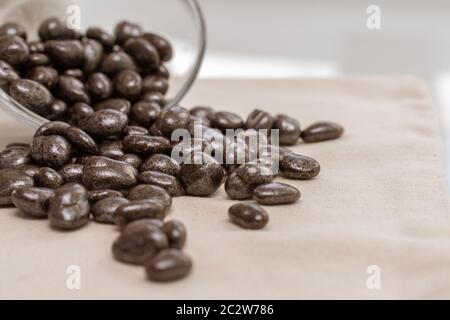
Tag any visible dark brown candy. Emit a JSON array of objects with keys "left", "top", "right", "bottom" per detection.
[
  {"left": 83, "top": 39, "right": 103, "bottom": 74},
  {"left": 64, "top": 126, "right": 98, "bottom": 154},
  {"left": 5, "top": 142, "right": 29, "bottom": 149},
  {"left": 179, "top": 154, "right": 224, "bottom": 197},
  {"left": 98, "top": 140, "right": 125, "bottom": 159},
  {"left": 95, "top": 98, "right": 130, "bottom": 114},
  {"left": 58, "top": 164, "right": 84, "bottom": 183},
  {"left": 224, "top": 172, "right": 254, "bottom": 200},
  {"left": 0, "top": 35, "right": 29, "bottom": 68},
  {"left": 162, "top": 220, "right": 187, "bottom": 249},
  {"left": 115, "top": 199, "right": 167, "bottom": 228},
  {"left": 82, "top": 156, "right": 138, "bottom": 191},
  {"left": 154, "top": 64, "right": 170, "bottom": 79},
  {"left": 118, "top": 154, "right": 142, "bottom": 169},
  {"left": 28, "top": 41, "right": 44, "bottom": 53},
  {"left": 38, "top": 17, "right": 76, "bottom": 41},
  {"left": 63, "top": 69, "right": 84, "bottom": 80},
  {"left": 279, "top": 153, "right": 321, "bottom": 180},
  {"left": 9, "top": 79, "right": 53, "bottom": 117},
  {"left": 138, "top": 171, "right": 184, "bottom": 196},
  {"left": 87, "top": 189, "right": 124, "bottom": 203},
  {"left": 33, "top": 121, "right": 69, "bottom": 137},
  {"left": 0, "top": 168, "right": 34, "bottom": 206},
  {"left": 30, "top": 135, "right": 72, "bottom": 168},
  {"left": 124, "top": 125, "right": 149, "bottom": 136},
  {"left": 86, "top": 27, "right": 115, "bottom": 51},
  {"left": 26, "top": 53, "right": 50, "bottom": 68},
  {"left": 122, "top": 134, "right": 171, "bottom": 155},
  {"left": 11, "top": 187, "right": 54, "bottom": 218},
  {"left": 253, "top": 182, "right": 301, "bottom": 205},
  {"left": 124, "top": 37, "right": 159, "bottom": 70},
  {"left": 129, "top": 101, "right": 160, "bottom": 127},
  {"left": 34, "top": 167, "right": 64, "bottom": 189},
  {"left": 234, "top": 163, "right": 274, "bottom": 186},
  {"left": 112, "top": 221, "right": 168, "bottom": 265},
  {"left": 92, "top": 196, "right": 129, "bottom": 224},
  {"left": 44, "top": 40, "right": 84, "bottom": 69},
  {"left": 148, "top": 124, "right": 163, "bottom": 136},
  {"left": 128, "top": 184, "right": 172, "bottom": 211},
  {"left": 188, "top": 117, "right": 211, "bottom": 135},
  {"left": 48, "top": 183, "right": 90, "bottom": 230},
  {"left": 145, "top": 249, "right": 192, "bottom": 282},
  {"left": 20, "top": 165, "right": 41, "bottom": 178},
  {"left": 0, "top": 60, "right": 19, "bottom": 91},
  {"left": 79, "top": 109, "right": 128, "bottom": 139},
  {"left": 190, "top": 106, "right": 214, "bottom": 122},
  {"left": 273, "top": 114, "right": 301, "bottom": 146},
  {"left": 113, "top": 69, "right": 142, "bottom": 100},
  {"left": 69, "top": 102, "right": 94, "bottom": 124},
  {"left": 140, "top": 154, "right": 180, "bottom": 176},
  {"left": 114, "top": 21, "right": 143, "bottom": 46},
  {"left": 75, "top": 155, "right": 96, "bottom": 165},
  {"left": 209, "top": 111, "right": 244, "bottom": 132},
  {"left": 34, "top": 122, "right": 97, "bottom": 154},
  {"left": 48, "top": 99, "right": 68, "bottom": 120},
  {"left": 100, "top": 51, "right": 137, "bottom": 76},
  {"left": 56, "top": 75, "right": 90, "bottom": 104},
  {"left": 142, "top": 33, "right": 173, "bottom": 62},
  {"left": 245, "top": 109, "right": 273, "bottom": 130},
  {"left": 154, "top": 106, "right": 190, "bottom": 138},
  {"left": 0, "top": 22, "right": 27, "bottom": 40},
  {"left": 86, "top": 73, "right": 113, "bottom": 101},
  {"left": 228, "top": 203, "right": 269, "bottom": 229},
  {"left": 140, "top": 91, "right": 165, "bottom": 105},
  {"left": 0, "top": 146, "right": 33, "bottom": 169},
  {"left": 142, "top": 75, "right": 168, "bottom": 94},
  {"left": 301, "top": 122, "right": 344, "bottom": 143}
]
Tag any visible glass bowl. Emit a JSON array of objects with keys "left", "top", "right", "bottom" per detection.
[{"left": 0, "top": 0, "right": 206, "bottom": 128}]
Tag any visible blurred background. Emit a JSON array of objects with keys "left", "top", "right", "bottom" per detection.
[
  {"left": 197, "top": 0, "right": 450, "bottom": 187},
  {"left": 1, "top": 0, "right": 449, "bottom": 186}
]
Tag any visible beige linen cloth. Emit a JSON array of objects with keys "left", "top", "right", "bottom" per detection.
[{"left": 0, "top": 77, "right": 449, "bottom": 299}]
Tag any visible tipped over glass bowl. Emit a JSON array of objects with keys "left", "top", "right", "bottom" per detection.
[{"left": 0, "top": 0, "right": 206, "bottom": 128}]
